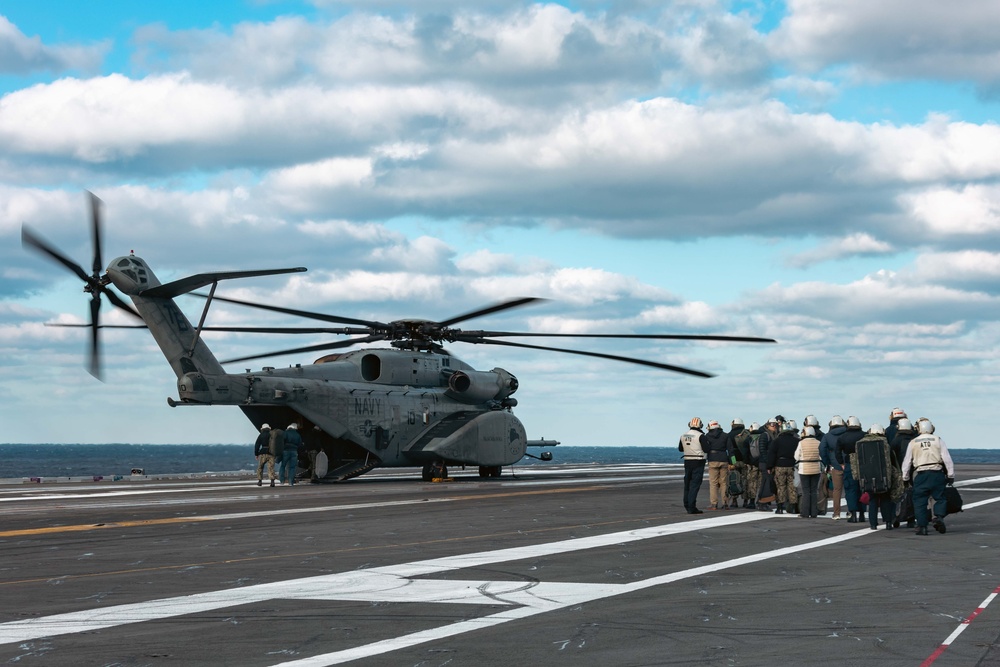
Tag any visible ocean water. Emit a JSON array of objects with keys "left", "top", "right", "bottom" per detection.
[{"left": 1, "top": 444, "right": 999, "bottom": 479}]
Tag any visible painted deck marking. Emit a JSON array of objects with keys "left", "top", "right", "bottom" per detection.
[{"left": 920, "top": 583, "right": 1000, "bottom": 666}]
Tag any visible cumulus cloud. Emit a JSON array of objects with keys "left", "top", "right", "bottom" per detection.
[
  {"left": 0, "top": 16, "right": 107, "bottom": 75},
  {"left": 771, "top": 0, "right": 1000, "bottom": 95}
]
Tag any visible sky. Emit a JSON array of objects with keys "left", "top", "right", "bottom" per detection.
[{"left": 1, "top": 0, "right": 999, "bottom": 448}]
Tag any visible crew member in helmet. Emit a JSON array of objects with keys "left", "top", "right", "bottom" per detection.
[
  {"left": 767, "top": 420, "right": 800, "bottom": 514},
  {"left": 837, "top": 416, "right": 867, "bottom": 523},
  {"left": 704, "top": 420, "right": 731, "bottom": 510},
  {"left": 885, "top": 407, "right": 907, "bottom": 444},
  {"left": 727, "top": 418, "right": 750, "bottom": 508},
  {"left": 803, "top": 415, "right": 827, "bottom": 514},
  {"left": 795, "top": 426, "right": 823, "bottom": 518},
  {"left": 889, "top": 418, "right": 917, "bottom": 528},
  {"left": 678, "top": 417, "right": 708, "bottom": 514},
  {"left": 756, "top": 418, "right": 780, "bottom": 511},
  {"left": 820, "top": 415, "right": 847, "bottom": 519},
  {"left": 851, "top": 424, "right": 903, "bottom": 530},
  {"left": 901, "top": 419, "right": 955, "bottom": 535}
]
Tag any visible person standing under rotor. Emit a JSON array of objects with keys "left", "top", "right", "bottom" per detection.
[
  {"left": 678, "top": 417, "right": 708, "bottom": 514},
  {"left": 902, "top": 419, "right": 955, "bottom": 535}
]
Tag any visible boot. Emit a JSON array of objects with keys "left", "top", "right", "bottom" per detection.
[
  {"left": 916, "top": 526, "right": 928, "bottom": 535},
  {"left": 932, "top": 517, "right": 947, "bottom": 534},
  {"left": 775, "top": 506, "right": 784, "bottom": 514},
  {"left": 847, "top": 512, "right": 858, "bottom": 523}
]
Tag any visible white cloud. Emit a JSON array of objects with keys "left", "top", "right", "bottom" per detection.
[{"left": 0, "top": 16, "right": 107, "bottom": 75}]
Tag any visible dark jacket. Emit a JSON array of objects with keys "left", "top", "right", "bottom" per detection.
[
  {"left": 704, "top": 427, "right": 731, "bottom": 463},
  {"left": 283, "top": 428, "right": 303, "bottom": 452},
  {"left": 767, "top": 430, "right": 799, "bottom": 469},
  {"left": 820, "top": 425, "right": 846, "bottom": 470},
  {"left": 836, "top": 427, "right": 865, "bottom": 464},
  {"left": 728, "top": 427, "right": 749, "bottom": 463},
  {"left": 889, "top": 431, "right": 915, "bottom": 466},
  {"left": 254, "top": 429, "right": 271, "bottom": 457}
]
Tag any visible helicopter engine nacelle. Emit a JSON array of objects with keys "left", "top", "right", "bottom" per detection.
[{"left": 445, "top": 368, "right": 518, "bottom": 404}]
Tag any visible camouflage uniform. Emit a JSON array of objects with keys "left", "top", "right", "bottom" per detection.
[{"left": 774, "top": 467, "right": 797, "bottom": 507}]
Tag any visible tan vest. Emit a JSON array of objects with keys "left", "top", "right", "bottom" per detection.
[
  {"left": 795, "top": 437, "right": 822, "bottom": 475},
  {"left": 910, "top": 434, "right": 944, "bottom": 472},
  {"left": 680, "top": 429, "right": 706, "bottom": 460}
]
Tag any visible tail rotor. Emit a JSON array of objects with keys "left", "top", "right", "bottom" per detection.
[{"left": 21, "top": 191, "right": 139, "bottom": 380}]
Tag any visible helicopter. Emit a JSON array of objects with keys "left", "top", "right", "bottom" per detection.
[{"left": 22, "top": 193, "right": 776, "bottom": 482}]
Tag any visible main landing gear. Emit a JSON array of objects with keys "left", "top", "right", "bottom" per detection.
[{"left": 422, "top": 461, "right": 448, "bottom": 481}]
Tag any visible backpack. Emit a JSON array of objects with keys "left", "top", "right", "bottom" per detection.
[
  {"left": 748, "top": 433, "right": 763, "bottom": 463},
  {"left": 268, "top": 428, "right": 286, "bottom": 457},
  {"left": 733, "top": 430, "right": 751, "bottom": 461}
]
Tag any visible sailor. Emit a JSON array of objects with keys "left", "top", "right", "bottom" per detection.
[
  {"left": 851, "top": 424, "right": 903, "bottom": 530},
  {"left": 901, "top": 419, "right": 955, "bottom": 535},
  {"left": 885, "top": 407, "right": 907, "bottom": 444},
  {"left": 756, "top": 418, "right": 779, "bottom": 511},
  {"left": 837, "top": 416, "right": 867, "bottom": 523},
  {"left": 803, "top": 415, "right": 828, "bottom": 514},
  {"left": 704, "top": 420, "right": 731, "bottom": 510},
  {"left": 254, "top": 423, "right": 276, "bottom": 487},
  {"left": 727, "top": 418, "right": 751, "bottom": 508},
  {"left": 678, "top": 417, "right": 708, "bottom": 514},
  {"left": 889, "top": 418, "right": 918, "bottom": 528},
  {"left": 794, "top": 426, "right": 823, "bottom": 518},
  {"left": 767, "top": 420, "right": 799, "bottom": 514},
  {"left": 820, "top": 415, "right": 847, "bottom": 519},
  {"left": 281, "top": 423, "right": 303, "bottom": 486},
  {"left": 742, "top": 422, "right": 763, "bottom": 509}
]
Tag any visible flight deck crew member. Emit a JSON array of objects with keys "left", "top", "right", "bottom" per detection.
[
  {"left": 255, "top": 423, "right": 276, "bottom": 487},
  {"left": 837, "top": 416, "right": 867, "bottom": 523},
  {"left": 679, "top": 417, "right": 708, "bottom": 514},
  {"left": 794, "top": 426, "right": 823, "bottom": 518},
  {"left": 851, "top": 424, "right": 903, "bottom": 530},
  {"left": 767, "top": 420, "right": 799, "bottom": 514},
  {"left": 901, "top": 419, "right": 955, "bottom": 535},
  {"left": 704, "top": 420, "right": 731, "bottom": 510},
  {"left": 281, "top": 423, "right": 303, "bottom": 486},
  {"left": 820, "top": 415, "right": 847, "bottom": 519},
  {"left": 756, "top": 419, "right": 779, "bottom": 511}
]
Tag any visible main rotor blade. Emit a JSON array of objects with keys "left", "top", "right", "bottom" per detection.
[
  {"left": 192, "top": 293, "right": 385, "bottom": 329},
  {"left": 456, "top": 331, "right": 777, "bottom": 343},
  {"left": 88, "top": 294, "right": 102, "bottom": 381},
  {"left": 220, "top": 334, "right": 386, "bottom": 365},
  {"left": 89, "top": 191, "right": 103, "bottom": 277},
  {"left": 475, "top": 338, "right": 715, "bottom": 378},
  {"left": 436, "top": 297, "right": 546, "bottom": 328},
  {"left": 21, "top": 226, "right": 92, "bottom": 284},
  {"left": 103, "top": 286, "right": 142, "bottom": 319}
]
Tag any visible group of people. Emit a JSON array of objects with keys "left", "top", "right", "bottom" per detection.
[
  {"left": 254, "top": 422, "right": 305, "bottom": 487},
  {"left": 678, "top": 408, "right": 956, "bottom": 535}
]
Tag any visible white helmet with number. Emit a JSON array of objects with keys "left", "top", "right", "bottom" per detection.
[
  {"left": 918, "top": 418, "right": 935, "bottom": 434},
  {"left": 890, "top": 407, "right": 907, "bottom": 420},
  {"left": 846, "top": 415, "right": 862, "bottom": 429},
  {"left": 867, "top": 423, "right": 885, "bottom": 436},
  {"left": 689, "top": 417, "right": 703, "bottom": 429}
]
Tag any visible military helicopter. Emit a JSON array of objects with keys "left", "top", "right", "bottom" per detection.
[{"left": 22, "top": 193, "right": 776, "bottom": 482}]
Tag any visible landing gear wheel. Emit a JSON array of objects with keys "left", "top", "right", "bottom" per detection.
[{"left": 424, "top": 461, "right": 447, "bottom": 481}]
